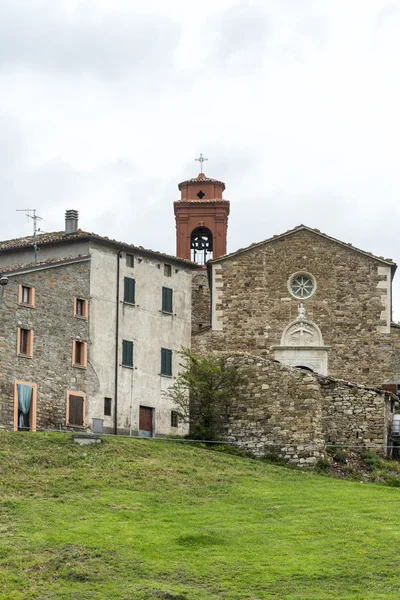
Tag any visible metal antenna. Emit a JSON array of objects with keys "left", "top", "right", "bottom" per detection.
[{"left": 16, "top": 208, "right": 43, "bottom": 263}]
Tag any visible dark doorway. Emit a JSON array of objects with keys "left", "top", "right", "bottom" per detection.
[{"left": 190, "top": 227, "right": 213, "bottom": 265}]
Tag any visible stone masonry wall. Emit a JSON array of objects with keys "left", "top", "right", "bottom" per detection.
[
  {"left": 319, "top": 378, "right": 393, "bottom": 452},
  {"left": 0, "top": 261, "right": 98, "bottom": 430},
  {"left": 191, "top": 269, "right": 211, "bottom": 332},
  {"left": 223, "top": 355, "right": 325, "bottom": 465},
  {"left": 220, "top": 355, "right": 394, "bottom": 465},
  {"left": 209, "top": 229, "right": 400, "bottom": 387}
]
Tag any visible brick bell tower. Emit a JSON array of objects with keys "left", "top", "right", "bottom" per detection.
[{"left": 174, "top": 162, "right": 230, "bottom": 263}]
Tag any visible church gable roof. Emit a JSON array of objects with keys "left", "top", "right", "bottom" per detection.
[{"left": 209, "top": 224, "right": 397, "bottom": 272}]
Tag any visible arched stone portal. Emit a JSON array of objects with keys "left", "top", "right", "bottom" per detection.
[{"left": 272, "top": 304, "right": 330, "bottom": 375}]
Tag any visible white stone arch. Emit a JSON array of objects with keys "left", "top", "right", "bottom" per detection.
[
  {"left": 273, "top": 316, "right": 329, "bottom": 376},
  {"left": 280, "top": 319, "right": 324, "bottom": 347}
]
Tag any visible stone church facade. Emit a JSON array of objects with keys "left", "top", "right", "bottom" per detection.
[
  {"left": 174, "top": 169, "right": 400, "bottom": 461},
  {"left": 206, "top": 225, "right": 400, "bottom": 389}
]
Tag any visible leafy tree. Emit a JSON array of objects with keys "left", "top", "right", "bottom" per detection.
[{"left": 163, "top": 349, "right": 242, "bottom": 441}]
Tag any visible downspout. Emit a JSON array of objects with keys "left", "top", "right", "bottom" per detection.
[{"left": 114, "top": 250, "right": 122, "bottom": 435}]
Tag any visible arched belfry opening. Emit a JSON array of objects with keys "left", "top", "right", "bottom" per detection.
[
  {"left": 174, "top": 170, "right": 230, "bottom": 262},
  {"left": 190, "top": 226, "right": 213, "bottom": 264}
]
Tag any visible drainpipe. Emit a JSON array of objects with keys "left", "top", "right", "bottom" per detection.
[{"left": 114, "top": 250, "right": 122, "bottom": 435}]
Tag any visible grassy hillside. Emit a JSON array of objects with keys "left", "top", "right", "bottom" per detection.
[{"left": 1, "top": 433, "right": 400, "bottom": 600}]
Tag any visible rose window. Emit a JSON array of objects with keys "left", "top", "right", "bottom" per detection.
[{"left": 289, "top": 273, "right": 315, "bottom": 299}]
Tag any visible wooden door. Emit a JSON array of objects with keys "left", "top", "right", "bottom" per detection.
[
  {"left": 68, "top": 395, "right": 84, "bottom": 426},
  {"left": 139, "top": 406, "right": 153, "bottom": 437}
]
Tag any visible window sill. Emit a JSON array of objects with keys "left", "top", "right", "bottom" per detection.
[
  {"left": 160, "top": 373, "right": 173, "bottom": 378},
  {"left": 72, "top": 363, "right": 87, "bottom": 369},
  {"left": 160, "top": 310, "right": 174, "bottom": 316},
  {"left": 122, "top": 301, "right": 136, "bottom": 306},
  {"left": 75, "top": 315, "right": 88, "bottom": 321},
  {"left": 18, "top": 303, "right": 35, "bottom": 309},
  {"left": 17, "top": 353, "right": 33, "bottom": 359},
  {"left": 121, "top": 364, "right": 134, "bottom": 369},
  {"left": 67, "top": 424, "right": 86, "bottom": 429}
]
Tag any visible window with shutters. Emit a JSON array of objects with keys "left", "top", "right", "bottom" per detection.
[
  {"left": 72, "top": 340, "right": 87, "bottom": 367},
  {"left": 104, "top": 397, "right": 112, "bottom": 416},
  {"left": 17, "top": 328, "right": 34, "bottom": 357},
  {"left": 126, "top": 254, "right": 134, "bottom": 268},
  {"left": 74, "top": 297, "right": 88, "bottom": 319},
  {"left": 162, "top": 287, "right": 173, "bottom": 313},
  {"left": 161, "top": 348, "right": 172, "bottom": 376},
  {"left": 66, "top": 391, "right": 86, "bottom": 427},
  {"left": 18, "top": 285, "right": 35, "bottom": 307},
  {"left": 124, "top": 277, "right": 135, "bottom": 304},
  {"left": 171, "top": 410, "right": 179, "bottom": 428},
  {"left": 122, "top": 340, "right": 134, "bottom": 367}
]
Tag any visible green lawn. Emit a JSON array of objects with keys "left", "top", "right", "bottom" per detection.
[{"left": 1, "top": 433, "right": 400, "bottom": 600}]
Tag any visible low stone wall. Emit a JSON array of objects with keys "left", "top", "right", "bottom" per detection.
[
  {"left": 223, "top": 356, "right": 325, "bottom": 465},
  {"left": 220, "top": 354, "right": 395, "bottom": 466},
  {"left": 319, "top": 378, "right": 393, "bottom": 452}
]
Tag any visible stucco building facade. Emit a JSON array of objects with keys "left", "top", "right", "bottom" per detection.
[{"left": 0, "top": 211, "right": 196, "bottom": 436}]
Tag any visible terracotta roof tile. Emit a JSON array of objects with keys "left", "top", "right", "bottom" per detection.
[
  {"left": 0, "top": 230, "right": 198, "bottom": 268},
  {"left": 0, "top": 255, "right": 90, "bottom": 275}
]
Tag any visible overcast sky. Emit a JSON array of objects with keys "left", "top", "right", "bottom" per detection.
[{"left": 0, "top": 0, "right": 399, "bottom": 316}]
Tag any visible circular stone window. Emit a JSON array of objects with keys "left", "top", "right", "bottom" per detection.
[{"left": 288, "top": 272, "right": 316, "bottom": 299}]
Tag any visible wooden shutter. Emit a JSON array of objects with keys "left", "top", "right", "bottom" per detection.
[
  {"left": 122, "top": 340, "right": 133, "bottom": 366},
  {"left": 162, "top": 287, "right": 173, "bottom": 313},
  {"left": 161, "top": 348, "right": 172, "bottom": 376},
  {"left": 124, "top": 277, "right": 135, "bottom": 304},
  {"left": 69, "top": 395, "right": 84, "bottom": 426}
]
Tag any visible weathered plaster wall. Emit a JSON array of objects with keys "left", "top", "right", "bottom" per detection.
[
  {"left": 221, "top": 355, "right": 394, "bottom": 465},
  {"left": 89, "top": 244, "right": 192, "bottom": 436},
  {"left": 208, "top": 229, "right": 400, "bottom": 386},
  {"left": 0, "top": 260, "right": 95, "bottom": 430}
]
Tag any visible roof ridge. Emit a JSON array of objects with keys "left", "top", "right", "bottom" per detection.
[
  {"left": 0, "top": 229, "right": 198, "bottom": 268},
  {"left": 209, "top": 224, "right": 396, "bottom": 268}
]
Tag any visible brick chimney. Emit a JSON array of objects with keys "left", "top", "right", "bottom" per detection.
[{"left": 65, "top": 210, "right": 79, "bottom": 234}]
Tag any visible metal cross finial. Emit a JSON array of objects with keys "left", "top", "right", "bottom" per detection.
[{"left": 195, "top": 153, "right": 208, "bottom": 173}]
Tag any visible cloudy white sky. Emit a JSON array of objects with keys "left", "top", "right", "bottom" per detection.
[{"left": 0, "top": 0, "right": 399, "bottom": 314}]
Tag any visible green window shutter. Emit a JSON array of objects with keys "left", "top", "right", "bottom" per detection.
[
  {"left": 122, "top": 340, "right": 133, "bottom": 367},
  {"left": 162, "top": 287, "right": 173, "bottom": 313},
  {"left": 167, "top": 349, "right": 172, "bottom": 376},
  {"left": 161, "top": 348, "right": 172, "bottom": 376},
  {"left": 124, "top": 277, "right": 135, "bottom": 304}
]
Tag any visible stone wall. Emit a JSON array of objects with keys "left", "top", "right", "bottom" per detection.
[
  {"left": 220, "top": 355, "right": 394, "bottom": 465},
  {"left": 319, "top": 378, "right": 393, "bottom": 451},
  {"left": 208, "top": 229, "right": 400, "bottom": 387},
  {"left": 0, "top": 260, "right": 98, "bottom": 430},
  {"left": 191, "top": 269, "right": 211, "bottom": 332}
]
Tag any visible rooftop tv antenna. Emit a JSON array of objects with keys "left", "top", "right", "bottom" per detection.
[{"left": 16, "top": 208, "right": 43, "bottom": 263}]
